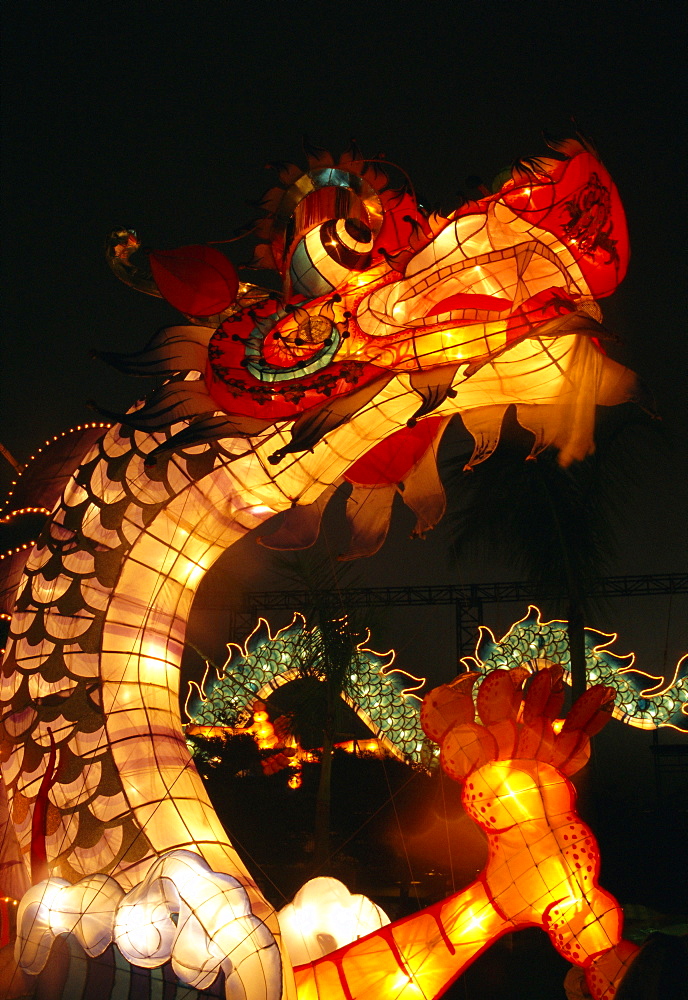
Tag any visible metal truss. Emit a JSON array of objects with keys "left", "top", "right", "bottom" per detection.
[{"left": 234, "top": 573, "right": 687, "bottom": 657}]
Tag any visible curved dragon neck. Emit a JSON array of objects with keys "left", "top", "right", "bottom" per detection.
[
  {"left": 0, "top": 378, "right": 427, "bottom": 894},
  {"left": 0, "top": 427, "right": 283, "bottom": 906},
  {"left": 97, "top": 446, "right": 278, "bottom": 899}
]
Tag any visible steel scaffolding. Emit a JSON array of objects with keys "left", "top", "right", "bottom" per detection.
[{"left": 231, "top": 572, "right": 687, "bottom": 658}]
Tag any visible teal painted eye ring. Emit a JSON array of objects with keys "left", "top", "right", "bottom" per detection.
[{"left": 244, "top": 312, "right": 341, "bottom": 383}]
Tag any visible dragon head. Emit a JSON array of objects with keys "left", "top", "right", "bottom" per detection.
[{"left": 101, "top": 140, "right": 637, "bottom": 554}]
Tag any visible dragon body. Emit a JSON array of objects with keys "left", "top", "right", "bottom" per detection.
[
  {"left": 186, "top": 614, "right": 427, "bottom": 764},
  {"left": 464, "top": 607, "right": 688, "bottom": 731},
  {"left": 0, "top": 141, "right": 656, "bottom": 998}
]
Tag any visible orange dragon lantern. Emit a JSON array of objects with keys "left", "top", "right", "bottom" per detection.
[{"left": 0, "top": 138, "right": 650, "bottom": 999}]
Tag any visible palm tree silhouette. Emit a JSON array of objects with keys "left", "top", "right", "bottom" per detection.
[
  {"left": 444, "top": 405, "right": 654, "bottom": 701},
  {"left": 269, "top": 551, "right": 381, "bottom": 870}
]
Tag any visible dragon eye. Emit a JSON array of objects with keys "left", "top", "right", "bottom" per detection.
[{"left": 289, "top": 219, "right": 373, "bottom": 298}]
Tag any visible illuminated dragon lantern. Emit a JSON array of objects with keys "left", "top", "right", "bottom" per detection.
[{"left": 0, "top": 139, "right": 648, "bottom": 998}]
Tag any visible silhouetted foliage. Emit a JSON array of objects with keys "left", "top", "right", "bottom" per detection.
[{"left": 444, "top": 405, "right": 657, "bottom": 699}]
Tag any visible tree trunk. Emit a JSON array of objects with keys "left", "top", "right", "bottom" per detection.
[
  {"left": 314, "top": 674, "right": 338, "bottom": 871},
  {"left": 568, "top": 598, "right": 587, "bottom": 703},
  {"left": 314, "top": 729, "right": 333, "bottom": 871}
]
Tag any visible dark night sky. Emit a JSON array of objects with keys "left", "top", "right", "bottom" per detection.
[{"left": 1, "top": 2, "right": 687, "bottom": 727}]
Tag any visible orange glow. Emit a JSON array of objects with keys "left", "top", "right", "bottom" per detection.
[{"left": 249, "top": 702, "right": 279, "bottom": 750}]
